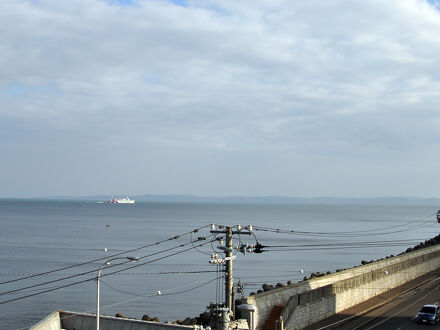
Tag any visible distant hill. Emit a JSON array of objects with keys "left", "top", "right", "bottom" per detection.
[{"left": 40, "top": 194, "right": 440, "bottom": 205}]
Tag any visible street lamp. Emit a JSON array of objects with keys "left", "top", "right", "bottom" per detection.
[{"left": 96, "top": 256, "right": 140, "bottom": 330}]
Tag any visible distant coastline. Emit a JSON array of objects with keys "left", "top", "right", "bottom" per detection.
[{"left": 4, "top": 195, "right": 440, "bottom": 206}]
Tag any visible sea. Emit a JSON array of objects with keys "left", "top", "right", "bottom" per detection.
[{"left": 0, "top": 199, "right": 438, "bottom": 329}]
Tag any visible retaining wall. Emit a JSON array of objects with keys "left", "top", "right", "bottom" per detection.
[{"left": 242, "top": 244, "right": 440, "bottom": 329}]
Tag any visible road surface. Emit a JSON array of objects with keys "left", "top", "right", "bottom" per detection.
[
  {"left": 307, "top": 271, "right": 440, "bottom": 329},
  {"left": 336, "top": 276, "right": 440, "bottom": 329}
]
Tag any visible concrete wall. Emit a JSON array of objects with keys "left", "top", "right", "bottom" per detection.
[
  {"left": 60, "top": 311, "right": 197, "bottom": 330},
  {"left": 30, "top": 311, "right": 61, "bottom": 330},
  {"left": 32, "top": 311, "right": 197, "bottom": 330},
  {"left": 242, "top": 245, "right": 440, "bottom": 329}
]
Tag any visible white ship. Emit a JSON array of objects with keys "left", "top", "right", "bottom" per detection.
[{"left": 107, "top": 197, "right": 135, "bottom": 204}]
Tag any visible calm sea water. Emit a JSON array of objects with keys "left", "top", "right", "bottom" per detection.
[{"left": 0, "top": 200, "right": 438, "bottom": 329}]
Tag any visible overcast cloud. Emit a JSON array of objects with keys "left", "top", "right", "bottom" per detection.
[{"left": 1, "top": 0, "right": 440, "bottom": 198}]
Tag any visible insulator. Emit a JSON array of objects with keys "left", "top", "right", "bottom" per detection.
[{"left": 237, "top": 224, "right": 242, "bottom": 231}]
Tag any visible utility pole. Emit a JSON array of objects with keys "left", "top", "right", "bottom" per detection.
[
  {"left": 210, "top": 225, "right": 253, "bottom": 317},
  {"left": 225, "top": 226, "right": 233, "bottom": 312}
]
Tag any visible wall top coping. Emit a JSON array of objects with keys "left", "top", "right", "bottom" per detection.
[{"left": 59, "top": 311, "right": 195, "bottom": 329}]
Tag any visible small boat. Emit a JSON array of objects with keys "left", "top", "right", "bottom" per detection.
[{"left": 107, "top": 197, "right": 135, "bottom": 204}]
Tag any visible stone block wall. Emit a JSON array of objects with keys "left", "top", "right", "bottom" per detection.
[{"left": 242, "top": 244, "right": 440, "bottom": 329}]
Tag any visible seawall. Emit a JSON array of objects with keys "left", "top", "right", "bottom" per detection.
[{"left": 241, "top": 244, "right": 440, "bottom": 329}]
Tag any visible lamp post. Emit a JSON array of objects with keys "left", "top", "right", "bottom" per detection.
[{"left": 96, "top": 256, "right": 139, "bottom": 330}]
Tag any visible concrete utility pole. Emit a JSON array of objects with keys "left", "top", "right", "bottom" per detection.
[
  {"left": 210, "top": 225, "right": 252, "bottom": 317},
  {"left": 225, "top": 227, "right": 233, "bottom": 312}
]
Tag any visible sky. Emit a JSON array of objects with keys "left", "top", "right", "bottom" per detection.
[{"left": 1, "top": 0, "right": 440, "bottom": 198}]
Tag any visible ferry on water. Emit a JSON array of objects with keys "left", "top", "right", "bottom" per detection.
[{"left": 107, "top": 197, "right": 135, "bottom": 204}]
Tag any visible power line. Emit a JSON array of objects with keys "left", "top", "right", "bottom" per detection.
[
  {"left": 265, "top": 244, "right": 419, "bottom": 252},
  {"left": 17, "top": 275, "right": 222, "bottom": 330},
  {"left": 0, "top": 237, "right": 217, "bottom": 305},
  {"left": 161, "top": 276, "right": 221, "bottom": 296},
  {"left": 264, "top": 238, "right": 424, "bottom": 248},
  {"left": 253, "top": 215, "right": 435, "bottom": 237},
  {"left": 0, "top": 224, "right": 210, "bottom": 286},
  {"left": 0, "top": 236, "right": 217, "bottom": 302},
  {"left": 0, "top": 270, "right": 218, "bottom": 277},
  {"left": 102, "top": 236, "right": 218, "bottom": 278},
  {"left": 100, "top": 279, "right": 145, "bottom": 297},
  {"left": 92, "top": 276, "right": 222, "bottom": 315}
]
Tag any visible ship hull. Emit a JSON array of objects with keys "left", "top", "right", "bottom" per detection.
[
  {"left": 115, "top": 200, "right": 135, "bottom": 204},
  {"left": 107, "top": 197, "right": 135, "bottom": 204}
]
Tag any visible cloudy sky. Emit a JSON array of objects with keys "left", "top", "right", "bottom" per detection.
[{"left": 1, "top": 0, "right": 440, "bottom": 198}]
